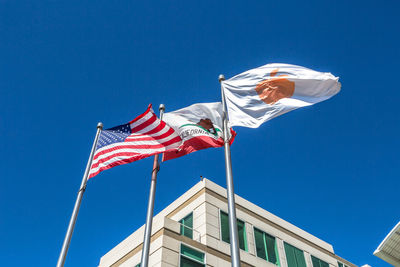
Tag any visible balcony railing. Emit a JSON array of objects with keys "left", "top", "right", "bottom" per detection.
[{"left": 179, "top": 223, "right": 201, "bottom": 242}]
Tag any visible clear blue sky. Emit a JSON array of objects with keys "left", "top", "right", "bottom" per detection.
[{"left": 1, "top": 1, "right": 399, "bottom": 266}]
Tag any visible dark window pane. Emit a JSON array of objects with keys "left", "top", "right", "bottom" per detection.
[
  {"left": 237, "top": 219, "right": 247, "bottom": 251},
  {"left": 284, "top": 243, "right": 297, "bottom": 267},
  {"left": 220, "top": 211, "right": 230, "bottom": 243},
  {"left": 320, "top": 260, "right": 329, "bottom": 267},
  {"left": 311, "top": 256, "right": 329, "bottom": 267},
  {"left": 294, "top": 247, "right": 306, "bottom": 267},
  {"left": 265, "top": 233, "right": 278, "bottom": 264},
  {"left": 180, "top": 257, "right": 204, "bottom": 267},
  {"left": 254, "top": 228, "right": 267, "bottom": 260},
  {"left": 285, "top": 242, "right": 306, "bottom": 267},
  {"left": 338, "top": 263, "right": 343, "bottom": 267},
  {"left": 181, "top": 244, "right": 204, "bottom": 263},
  {"left": 180, "top": 213, "right": 193, "bottom": 239},
  {"left": 220, "top": 211, "right": 247, "bottom": 251},
  {"left": 312, "top": 256, "right": 319, "bottom": 267}
]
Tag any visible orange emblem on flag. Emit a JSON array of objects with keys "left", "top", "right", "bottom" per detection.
[{"left": 255, "top": 69, "right": 295, "bottom": 104}]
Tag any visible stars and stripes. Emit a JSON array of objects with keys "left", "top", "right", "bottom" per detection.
[{"left": 89, "top": 105, "right": 182, "bottom": 178}]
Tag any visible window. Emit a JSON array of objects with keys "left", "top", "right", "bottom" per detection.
[
  {"left": 338, "top": 262, "right": 349, "bottom": 267},
  {"left": 284, "top": 242, "right": 307, "bottom": 267},
  {"left": 254, "top": 227, "right": 280, "bottom": 265},
  {"left": 311, "top": 255, "right": 329, "bottom": 267},
  {"left": 179, "top": 213, "right": 193, "bottom": 239},
  {"left": 220, "top": 210, "right": 248, "bottom": 251},
  {"left": 180, "top": 244, "right": 205, "bottom": 267}
]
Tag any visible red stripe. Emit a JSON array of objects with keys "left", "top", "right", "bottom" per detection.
[
  {"left": 131, "top": 114, "right": 157, "bottom": 132},
  {"left": 159, "top": 135, "right": 182, "bottom": 147},
  {"left": 89, "top": 153, "right": 153, "bottom": 178},
  {"left": 91, "top": 151, "right": 141, "bottom": 170},
  {"left": 140, "top": 120, "right": 166, "bottom": 136},
  {"left": 129, "top": 104, "right": 152, "bottom": 124},
  {"left": 89, "top": 145, "right": 179, "bottom": 179},
  {"left": 229, "top": 128, "right": 237, "bottom": 145},
  {"left": 163, "top": 135, "right": 225, "bottom": 161},
  {"left": 125, "top": 128, "right": 176, "bottom": 142},
  {"left": 93, "top": 143, "right": 171, "bottom": 161},
  {"left": 92, "top": 135, "right": 181, "bottom": 161}
]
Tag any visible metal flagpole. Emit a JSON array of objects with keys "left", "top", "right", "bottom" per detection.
[
  {"left": 57, "top": 122, "right": 103, "bottom": 267},
  {"left": 219, "top": 74, "right": 241, "bottom": 267},
  {"left": 140, "top": 104, "right": 165, "bottom": 267}
]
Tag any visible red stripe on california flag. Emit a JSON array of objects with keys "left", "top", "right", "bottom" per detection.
[{"left": 163, "top": 135, "right": 226, "bottom": 161}]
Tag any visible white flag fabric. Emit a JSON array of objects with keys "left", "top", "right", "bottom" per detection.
[
  {"left": 162, "top": 102, "right": 235, "bottom": 161},
  {"left": 222, "top": 63, "right": 341, "bottom": 128}
]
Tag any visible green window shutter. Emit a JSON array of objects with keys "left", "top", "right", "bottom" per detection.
[
  {"left": 338, "top": 263, "right": 343, "bottom": 267},
  {"left": 265, "top": 233, "right": 278, "bottom": 265},
  {"left": 284, "top": 242, "right": 306, "bottom": 267},
  {"left": 180, "top": 213, "right": 193, "bottom": 239},
  {"left": 254, "top": 228, "right": 267, "bottom": 260},
  {"left": 220, "top": 211, "right": 247, "bottom": 251}
]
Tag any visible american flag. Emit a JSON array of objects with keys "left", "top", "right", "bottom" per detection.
[{"left": 89, "top": 105, "right": 182, "bottom": 178}]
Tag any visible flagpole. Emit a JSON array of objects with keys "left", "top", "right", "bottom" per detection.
[
  {"left": 219, "top": 74, "right": 241, "bottom": 267},
  {"left": 57, "top": 122, "right": 103, "bottom": 267},
  {"left": 140, "top": 104, "right": 165, "bottom": 267}
]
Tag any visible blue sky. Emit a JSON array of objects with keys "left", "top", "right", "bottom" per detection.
[{"left": 1, "top": 0, "right": 399, "bottom": 266}]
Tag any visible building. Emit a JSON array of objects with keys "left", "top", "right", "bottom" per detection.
[
  {"left": 374, "top": 221, "right": 400, "bottom": 266},
  {"left": 98, "top": 178, "right": 356, "bottom": 267}
]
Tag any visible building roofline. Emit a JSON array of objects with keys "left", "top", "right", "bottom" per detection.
[
  {"left": 373, "top": 221, "right": 400, "bottom": 266},
  {"left": 100, "top": 177, "right": 357, "bottom": 267},
  {"left": 199, "top": 178, "right": 334, "bottom": 251}
]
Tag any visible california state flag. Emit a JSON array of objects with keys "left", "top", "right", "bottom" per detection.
[
  {"left": 162, "top": 102, "right": 235, "bottom": 161},
  {"left": 222, "top": 63, "right": 341, "bottom": 128}
]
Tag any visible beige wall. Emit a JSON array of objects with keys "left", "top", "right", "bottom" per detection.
[{"left": 98, "top": 179, "right": 356, "bottom": 267}]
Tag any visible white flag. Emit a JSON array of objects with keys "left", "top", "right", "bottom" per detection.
[
  {"left": 162, "top": 102, "right": 235, "bottom": 161},
  {"left": 222, "top": 63, "right": 341, "bottom": 128}
]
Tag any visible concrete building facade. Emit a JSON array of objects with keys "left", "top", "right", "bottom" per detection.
[
  {"left": 98, "top": 179, "right": 356, "bottom": 267},
  {"left": 374, "top": 221, "right": 400, "bottom": 266}
]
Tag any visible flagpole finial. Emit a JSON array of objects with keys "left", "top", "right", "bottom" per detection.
[
  {"left": 159, "top": 104, "right": 165, "bottom": 112},
  {"left": 97, "top": 122, "right": 103, "bottom": 129},
  {"left": 219, "top": 74, "right": 225, "bottom": 82}
]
